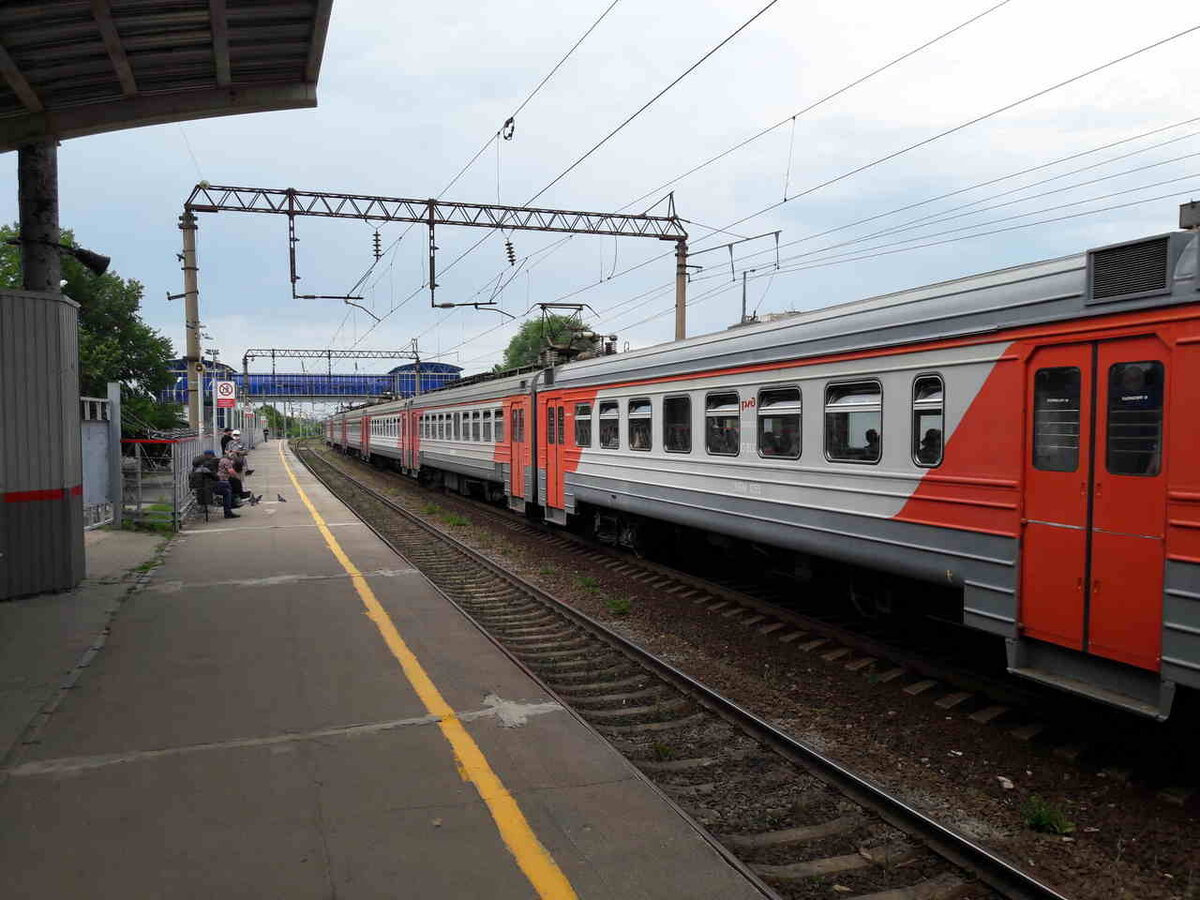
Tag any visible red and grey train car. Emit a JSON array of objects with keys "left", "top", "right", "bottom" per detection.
[{"left": 329, "top": 225, "right": 1200, "bottom": 719}]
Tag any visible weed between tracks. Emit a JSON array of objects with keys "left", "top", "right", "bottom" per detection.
[
  {"left": 606, "top": 595, "right": 633, "bottom": 616},
  {"left": 1022, "top": 796, "right": 1075, "bottom": 835}
]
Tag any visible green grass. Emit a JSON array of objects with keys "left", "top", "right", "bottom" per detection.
[
  {"left": 605, "top": 595, "right": 632, "bottom": 616},
  {"left": 442, "top": 513, "right": 469, "bottom": 527},
  {"left": 422, "top": 503, "right": 442, "bottom": 516},
  {"left": 1022, "top": 796, "right": 1075, "bottom": 835},
  {"left": 538, "top": 565, "right": 555, "bottom": 576},
  {"left": 576, "top": 575, "right": 600, "bottom": 592},
  {"left": 650, "top": 741, "right": 674, "bottom": 761}
]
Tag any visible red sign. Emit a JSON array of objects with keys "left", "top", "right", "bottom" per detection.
[{"left": 214, "top": 380, "right": 236, "bottom": 409}]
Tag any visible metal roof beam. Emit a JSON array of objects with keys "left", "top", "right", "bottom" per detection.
[
  {"left": 90, "top": 0, "right": 137, "bottom": 96},
  {"left": 208, "top": 0, "right": 230, "bottom": 86},
  {"left": 303, "top": 0, "right": 332, "bottom": 83},
  {"left": 0, "top": 82, "right": 315, "bottom": 151}
]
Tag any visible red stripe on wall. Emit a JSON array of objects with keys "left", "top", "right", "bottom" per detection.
[{"left": 3, "top": 485, "right": 82, "bottom": 503}]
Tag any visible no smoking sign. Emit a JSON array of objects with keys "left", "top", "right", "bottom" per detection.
[{"left": 214, "top": 380, "right": 237, "bottom": 408}]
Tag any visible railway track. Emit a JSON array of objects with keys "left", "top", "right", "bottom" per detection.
[
  {"left": 296, "top": 443, "right": 1067, "bottom": 900},
  {"left": 304, "top": 444, "right": 1200, "bottom": 803}
]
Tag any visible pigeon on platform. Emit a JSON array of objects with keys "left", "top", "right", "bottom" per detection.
[{"left": 277, "top": 494, "right": 287, "bottom": 503}]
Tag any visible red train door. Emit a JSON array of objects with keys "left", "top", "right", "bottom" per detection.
[
  {"left": 544, "top": 398, "right": 566, "bottom": 510},
  {"left": 1089, "top": 337, "right": 1167, "bottom": 669},
  {"left": 509, "top": 399, "right": 528, "bottom": 499},
  {"left": 1021, "top": 337, "right": 1168, "bottom": 670}
]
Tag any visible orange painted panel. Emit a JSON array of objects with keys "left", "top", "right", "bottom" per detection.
[
  {"left": 1020, "top": 521, "right": 1086, "bottom": 649},
  {"left": 1088, "top": 531, "right": 1163, "bottom": 670}
]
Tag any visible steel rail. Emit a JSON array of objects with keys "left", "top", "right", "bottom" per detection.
[{"left": 295, "top": 444, "right": 1070, "bottom": 900}]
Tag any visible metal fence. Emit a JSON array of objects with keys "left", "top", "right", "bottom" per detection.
[{"left": 120, "top": 435, "right": 200, "bottom": 530}]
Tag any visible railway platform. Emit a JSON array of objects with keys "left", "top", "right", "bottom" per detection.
[{"left": 0, "top": 440, "right": 766, "bottom": 899}]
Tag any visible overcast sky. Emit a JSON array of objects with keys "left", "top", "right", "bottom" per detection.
[{"left": 3, "top": 0, "right": 1199, "bottom": 377}]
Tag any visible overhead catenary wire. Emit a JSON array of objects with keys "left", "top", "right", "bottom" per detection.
[
  {"left": 329, "top": 1, "right": 624, "bottom": 347},
  {"left": 440, "top": 27, "right": 1200, "bottom": 362},
  {"left": 706, "top": 21, "right": 1200, "bottom": 241},
  {"left": 479, "top": 127, "right": 1200, "bottom": 348},
  {"left": 356, "top": 1, "right": 1012, "bottom": 354},
  {"left": 715, "top": 139, "right": 1200, "bottom": 273},
  {"left": 395, "top": 21, "right": 1200, "bottom": 369},
  {"left": 525, "top": 0, "right": 786, "bottom": 206},
  {"left": 621, "top": 0, "right": 1015, "bottom": 213}
]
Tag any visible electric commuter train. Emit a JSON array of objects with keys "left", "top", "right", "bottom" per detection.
[{"left": 328, "top": 223, "right": 1200, "bottom": 719}]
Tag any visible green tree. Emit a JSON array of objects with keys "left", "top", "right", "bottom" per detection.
[
  {"left": 500, "top": 314, "right": 596, "bottom": 370},
  {"left": 258, "top": 404, "right": 319, "bottom": 438},
  {"left": 0, "top": 224, "right": 182, "bottom": 431}
]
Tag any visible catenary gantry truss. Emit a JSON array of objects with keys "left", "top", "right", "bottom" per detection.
[{"left": 184, "top": 184, "right": 688, "bottom": 240}]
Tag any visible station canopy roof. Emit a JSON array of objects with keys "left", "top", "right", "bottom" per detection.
[{"left": 0, "top": 1, "right": 333, "bottom": 153}]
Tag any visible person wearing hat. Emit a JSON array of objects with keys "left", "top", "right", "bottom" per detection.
[
  {"left": 190, "top": 449, "right": 235, "bottom": 518},
  {"left": 220, "top": 427, "right": 233, "bottom": 454}
]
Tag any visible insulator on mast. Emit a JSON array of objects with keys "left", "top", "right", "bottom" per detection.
[
  {"left": 504, "top": 238, "right": 516, "bottom": 266},
  {"left": 372, "top": 230, "right": 382, "bottom": 260}
]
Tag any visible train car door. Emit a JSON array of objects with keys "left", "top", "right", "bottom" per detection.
[
  {"left": 1089, "top": 337, "right": 1167, "bottom": 669},
  {"left": 543, "top": 397, "right": 566, "bottom": 510},
  {"left": 509, "top": 398, "right": 529, "bottom": 499},
  {"left": 1021, "top": 337, "right": 1168, "bottom": 670},
  {"left": 362, "top": 415, "right": 371, "bottom": 459}
]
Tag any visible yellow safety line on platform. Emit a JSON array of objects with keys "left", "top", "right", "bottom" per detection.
[{"left": 278, "top": 442, "right": 577, "bottom": 900}]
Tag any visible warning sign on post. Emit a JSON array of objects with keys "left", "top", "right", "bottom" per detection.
[{"left": 214, "top": 380, "right": 236, "bottom": 408}]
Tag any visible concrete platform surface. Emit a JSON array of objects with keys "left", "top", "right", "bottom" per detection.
[
  {"left": 0, "top": 528, "right": 162, "bottom": 763},
  {"left": 0, "top": 441, "right": 766, "bottom": 899}
]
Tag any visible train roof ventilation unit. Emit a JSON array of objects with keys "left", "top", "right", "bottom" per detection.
[{"left": 1086, "top": 234, "right": 1171, "bottom": 305}]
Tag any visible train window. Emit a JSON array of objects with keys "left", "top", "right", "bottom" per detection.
[
  {"left": 558, "top": 407, "right": 565, "bottom": 445},
  {"left": 472, "top": 411, "right": 481, "bottom": 442},
  {"left": 705, "top": 392, "right": 740, "bottom": 456},
  {"left": 453, "top": 412, "right": 461, "bottom": 441},
  {"left": 599, "top": 401, "right": 620, "bottom": 449},
  {"left": 547, "top": 405, "right": 557, "bottom": 445},
  {"left": 1106, "top": 361, "right": 1164, "bottom": 476},
  {"left": 575, "top": 403, "right": 592, "bottom": 447},
  {"left": 825, "top": 382, "right": 882, "bottom": 463},
  {"left": 1033, "top": 367, "right": 1081, "bottom": 472},
  {"left": 758, "top": 388, "right": 801, "bottom": 459},
  {"left": 628, "top": 398, "right": 652, "bottom": 451},
  {"left": 494, "top": 409, "right": 504, "bottom": 443},
  {"left": 483, "top": 411, "right": 493, "bottom": 443},
  {"left": 664, "top": 396, "right": 691, "bottom": 453},
  {"left": 912, "top": 376, "right": 944, "bottom": 467},
  {"left": 511, "top": 408, "right": 520, "bottom": 443}
]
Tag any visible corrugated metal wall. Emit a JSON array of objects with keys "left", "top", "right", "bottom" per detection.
[{"left": 0, "top": 289, "right": 85, "bottom": 599}]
